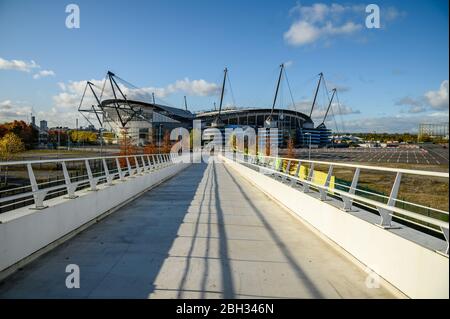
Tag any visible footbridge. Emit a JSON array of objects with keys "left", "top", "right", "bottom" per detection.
[{"left": 0, "top": 153, "right": 448, "bottom": 298}]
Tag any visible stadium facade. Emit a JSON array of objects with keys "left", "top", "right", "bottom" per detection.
[{"left": 101, "top": 99, "right": 331, "bottom": 147}]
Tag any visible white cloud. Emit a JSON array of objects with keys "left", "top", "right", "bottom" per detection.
[
  {"left": 291, "top": 99, "right": 359, "bottom": 123},
  {"left": 166, "top": 78, "right": 220, "bottom": 97},
  {"left": 396, "top": 96, "right": 423, "bottom": 107},
  {"left": 33, "top": 70, "right": 56, "bottom": 79},
  {"left": 395, "top": 96, "right": 426, "bottom": 113},
  {"left": 0, "top": 100, "right": 13, "bottom": 109},
  {"left": 284, "top": 3, "right": 364, "bottom": 46},
  {"left": 284, "top": 3, "right": 403, "bottom": 47},
  {"left": 0, "top": 57, "right": 40, "bottom": 72},
  {"left": 284, "top": 60, "right": 294, "bottom": 68},
  {"left": 284, "top": 21, "right": 322, "bottom": 45},
  {"left": 52, "top": 77, "right": 221, "bottom": 110},
  {"left": 406, "top": 106, "right": 427, "bottom": 114},
  {"left": 341, "top": 112, "right": 449, "bottom": 133},
  {"left": 424, "top": 80, "right": 449, "bottom": 110},
  {"left": 384, "top": 6, "right": 407, "bottom": 22},
  {"left": 0, "top": 100, "right": 32, "bottom": 123},
  {"left": 395, "top": 81, "right": 449, "bottom": 113},
  {"left": 0, "top": 99, "right": 91, "bottom": 128},
  {"left": 0, "top": 56, "right": 55, "bottom": 81}
]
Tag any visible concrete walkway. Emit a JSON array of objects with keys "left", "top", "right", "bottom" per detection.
[{"left": 0, "top": 161, "right": 394, "bottom": 298}]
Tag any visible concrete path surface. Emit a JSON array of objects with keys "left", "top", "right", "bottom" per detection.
[{"left": 0, "top": 161, "right": 395, "bottom": 298}]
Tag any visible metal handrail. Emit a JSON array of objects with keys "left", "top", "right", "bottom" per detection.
[
  {"left": 227, "top": 153, "right": 449, "bottom": 254},
  {"left": 0, "top": 153, "right": 176, "bottom": 214},
  {"left": 0, "top": 153, "right": 170, "bottom": 167},
  {"left": 256, "top": 154, "right": 449, "bottom": 178}
]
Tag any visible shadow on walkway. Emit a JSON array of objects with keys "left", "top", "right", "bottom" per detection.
[{"left": 0, "top": 164, "right": 208, "bottom": 298}]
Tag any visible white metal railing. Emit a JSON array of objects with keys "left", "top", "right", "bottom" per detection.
[
  {"left": 0, "top": 153, "right": 176, "bottom": 214},
  {"left": 226, "top": 153, "right": 449, "bottom": 255}
]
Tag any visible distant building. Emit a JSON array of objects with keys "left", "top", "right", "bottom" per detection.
[
  {"left": 418, "top": 123, "right": 449, "bottom": 140},
  {"left": 31, "top": 119, "right": 48, "bottom": 146},
  {"left": 39, "top": 120, "right": 48, "bottom": 131}
]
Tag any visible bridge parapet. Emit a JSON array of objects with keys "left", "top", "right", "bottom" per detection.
[
  {"left": 221, "top": 153, "right": 449, "bottom": 298},
  {"left": 0, "top": 153, "right": 177, "bottom": 213},
  {"left": 227, "top": 153, "right": 449, "bottom": 253},
  {"left": 0, "top": 153, "right": 190, "bottom": 279}
]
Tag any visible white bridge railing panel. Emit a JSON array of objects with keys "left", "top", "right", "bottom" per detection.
[
  {"left": 226, "top": 153, "right": 449, "bottom": 255},
  {"left": 0, "top": 153, "right": 190, "bottom": 277},
  {"left": 0, "top": 153, "right": 175, "bottom": 214},
  {"left": 221, "top": 154, "right": 449, "bottom": 298}
]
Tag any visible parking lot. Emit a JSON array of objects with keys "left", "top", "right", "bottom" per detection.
[{"left": 291, "top": 144, "right": 449, "bottom": 166}]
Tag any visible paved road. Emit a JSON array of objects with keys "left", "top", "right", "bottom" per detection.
[
  {"left": 0, "top": 162, "right": 394, "bottom": 298},
  {"left": 292, "top": 146, "right": 449, "bottom": 166}
]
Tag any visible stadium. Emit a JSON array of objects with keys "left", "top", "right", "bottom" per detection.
[
  {"left": 83, "top": 69, "right": 333, "bottom": 147},
  {"left": 100, "top": 99, "right": 331, "bottom": 147}
]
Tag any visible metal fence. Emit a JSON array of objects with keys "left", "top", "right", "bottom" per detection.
[
  {"left": 0, "top": 153, "right": 175, "bottom": 214},
  {"left": 228, "top": 153, "right": 449, "bottom": 255}
]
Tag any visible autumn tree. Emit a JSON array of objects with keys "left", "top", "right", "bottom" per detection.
[
  {"left": 286, "top": 137, "right": 295, "bottom": 158},
  {"left": 143, "top": 142, "right": 158, "bottom": 154},
  {"left": 265, "top": 134, "right": 271, "bottom": 156},
  {"left": 118, "top": 130, "right": 138, "bottom": 167},
  {"left": 69, "top": 130, "right": 98, "bottom": 144},
  {"left": 161, "top": 131, "right": 172, "bottom": 153},
  {"left": 0, "top": 133, "right": 25, "bottom": 186},
  {"left": 48, "top": 130, "right": 68, "bottom": 148},
  {"left": 0, "top": 120, "right": 37, "bottom": 149}
]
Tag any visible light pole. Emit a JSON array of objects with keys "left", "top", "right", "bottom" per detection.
[{"left": 305, "top": 132, "right": 312, "bottom": 161}]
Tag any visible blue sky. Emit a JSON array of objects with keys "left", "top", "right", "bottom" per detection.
[{"left": 0, "top": 0, "right": 448, "bottom": 132}]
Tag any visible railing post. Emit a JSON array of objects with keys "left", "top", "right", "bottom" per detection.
[
  {"left": 126, "top": 157, "right": 133, "bottom": 176},
  {"left": 290, "top": 161, "right": 302, "bottom": 186},
  {"left": 27, "top": 163, "right": 48, "bottom": 209},
  {"left": 319, "top": 165, "right": 333, "bottom": 201},
  {"left": 303, "top": 163, "right": 314, "bottom": 193},
  {"left": 441, "top": 227, "right": 449, "bottom": 255},
  {"left": 271, "top": 157, "right": 277, "bottom": 170},
  {"left": 141, "top": 155, "right": 148, "bottom": 172},
  {"left": 278, "top": 159, "right": 284, "bottom": 172},
  {"left": 377, "top": 172, "right": 402, "bottom": 228},
  {"left": 134, "top": 156, "right": 142, "bottom": 175},
  {"left": 102, "top": 158, "right": 113, "bottom": 185},
  {"left": 152, "top": 155, "right": 158, "bottom": 169},
  {"left": 147, "top": 155, "right": 153, "bottom": 171},
  {"left": 116, "top": 158, "right": 124, "bottom": 181},
  {"left": 342, "top": 168, "right": 360, "bottom": 211},
  {"left": 283, "top": 160, "right": 291, "bottom": 182},
  {"left": 62, "top": 161, "right": 78, "bottom": 198},
  {"left": 85, "top": 160, "right": 98, "bottom": 191}
]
